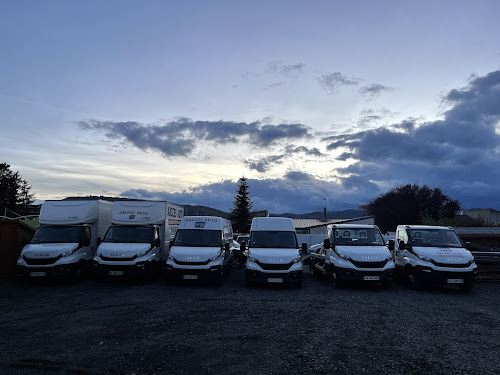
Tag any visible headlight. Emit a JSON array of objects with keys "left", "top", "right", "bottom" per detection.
[
  {"left": 168, "top": 254, "right": 175, "bottom": 261},
  {"left": 96, "top": 251, "right": 102, "bottom": 258},
  {"left": 61, "top": 249, "right": 77, "bottom": 257},
  {"left": 292, "top": 255, "right": 301, "bottom": 264},
  {"left": 416, "top": 253, "right": 432, "bottom": 262},
  {"left": 248, "top": 256, "right": 257, "bottom": 263},
  {"left": 137, "top": 249, "right": 150, "bottom": 258},
  {"left": 210, "top": 252, "right": 223, "bottom": 262},
  {"left": 386, "top": 255, "right": 393, "bottom": 262}
]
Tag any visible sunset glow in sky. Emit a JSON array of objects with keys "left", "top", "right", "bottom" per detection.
[{"left": 2, "top": 1, "right": 500, "bottom": 213}]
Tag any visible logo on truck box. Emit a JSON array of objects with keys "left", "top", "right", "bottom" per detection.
[{"left": 195, "top": 222, "right": 206, "bottom": 228}]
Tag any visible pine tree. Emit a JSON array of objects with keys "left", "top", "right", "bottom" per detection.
[
  {"left": 229, "top": 177, "right": 253, "bottom": 233},
  {"left": 0, "top": 162, "right": 35, "bottom": 215}
]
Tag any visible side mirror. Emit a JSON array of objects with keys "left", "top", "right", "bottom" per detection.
[
  {"left": 240, "top": 241, "right": 246, "bottom": 252},
  {"left": 323, "top": 238, "right": 331, "bottom": 250},
  {"left": 301, "top": 242, "right": 308, "bottom": 254},
  {"left": 224, "top": 243, "right": 230, "bottom": 252},
  {"left": 96, "top": 237, "right": 102, "bottom": 246},
  {"left": 155, "top": 238, "right": 161, "bottom": 247},
  {"left": 387, "top": 239, "right": 395, "bottom": 251},
  {"left": 398, "top": 240, "right": 405, "bottom": 250}
]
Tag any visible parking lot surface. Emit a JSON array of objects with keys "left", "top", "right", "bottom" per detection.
[{"left": 1, "top": 269, "right": 499, "bottom": 375}]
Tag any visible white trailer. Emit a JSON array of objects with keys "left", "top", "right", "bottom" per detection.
[
  {"left": 93, "top": 200, "right": 183, "bottom": 281},
  {"left": 16, "top": 199, "right": 112, "bottom": 280}
]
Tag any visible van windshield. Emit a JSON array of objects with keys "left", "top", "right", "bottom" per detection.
[
  {"left": 104, "top": 226, "right": 155, "bottom": 243},
  {"left": 408, "top": 229, "right": 463, "bottom": 248},
  {"left": 249, "top": 231, "right": 298, "bottom": 248},
  {"left": 173, "top": 229, "right": 222, "bottom": 247},
  {"left": 334, "top": 228, "right": 385, "bottom": 246},
  {"left": 31, "top": 226, "right": 86, "bottom": 244}
]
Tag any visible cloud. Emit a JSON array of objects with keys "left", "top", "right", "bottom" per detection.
[
  {"left": 121, "top": 171, "right": 379, "bottom": 214},
  {"left": 323, "top": 70, "right": 500, "bottom": 209},
  {"left": 318, "top": 72, "right": 359, "bottom": 93},
  {"left": 245, "top": 145, "right": 326, "bottom": 172},
  {"left": 79, "top": 118, "right": 312, "bottom": 157},
  {"left": 359, "top": 83, "right": 394, "bottom": 97},
  {"left": 267, "top": 62, "right": 305, "bottom": 77}
]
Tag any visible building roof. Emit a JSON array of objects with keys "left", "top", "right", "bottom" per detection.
[
  {"left": 453, "top": 227, "right": 500, "bottom": 236},
  {"left": 293, "top": 216, "right": 374, "bottom": 229}
]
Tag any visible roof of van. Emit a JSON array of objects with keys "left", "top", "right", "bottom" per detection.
[
  {"left": 396, "top": 225, "right": 453, "bottom": 230},
  {"left": 251, "top": 217, "right": 295, "bottom": 231},
  {"left": 327, "top": 224, "right": 378, "bottom": 229}
]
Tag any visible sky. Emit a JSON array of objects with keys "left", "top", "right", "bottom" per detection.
[{"left": 1, "top": 0, "right": 500, "bottom": 214}]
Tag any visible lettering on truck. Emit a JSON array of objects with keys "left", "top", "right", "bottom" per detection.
[{"left": 184, "top": 218, "right": 218, "bottom": 222}]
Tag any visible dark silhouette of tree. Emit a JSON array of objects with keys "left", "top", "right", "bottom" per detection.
[
  {"left": 361, "top": 184, "right": 460, "bottom": 233},
  {"left": 0, "top": 163, "right": 35, "bottom": 215},
  {"left": 229, "top": 177, "right": 253, "bottom": 233}
]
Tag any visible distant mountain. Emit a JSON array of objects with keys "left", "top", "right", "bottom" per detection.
[{"left": 270, "top": 209, "right": 366, "bottom": 219}]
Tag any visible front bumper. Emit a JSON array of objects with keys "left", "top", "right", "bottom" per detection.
[
  {"left": 413, "top": 266, "right": 478, "bottom": 284},
  {"left": 16, "top": 263, "right": 82, "bottom": 279},
  {"left": 246, "top": 269, "right": 303, "bottom": 285},
  {"left": 93, "top": 260, "right": 155, "bottom": 278},
  {"left": 165, "top": 264, "right": 222, "bottom": 281},
  {"left": 335, "top": 266, "right": 396, "bottom": 281}
]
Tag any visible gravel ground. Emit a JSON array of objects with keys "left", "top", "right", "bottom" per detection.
[{"left": 1, "top": 269, "right": 499, "bottom": 375}]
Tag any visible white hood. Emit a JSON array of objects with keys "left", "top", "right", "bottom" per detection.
[
  {"left": 98, "top": 242, "right": 151, "bottom": 257},
  {"left": 22, "top": 243, "right": 78, "bottom": 258},
  {"left": 170, "top": 246, "right": 221, "bottom": 262},
  {"left": 413, "top": 246, "right": 473, "bottom": 264},
  {"left": 249, "top": 248, "right": 299, "bottom": 263},
  {"left": 336, "top": 245, "right": 391, "bottom": 262}
]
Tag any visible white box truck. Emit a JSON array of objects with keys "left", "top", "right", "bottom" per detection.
[
  {"left": 245, "top": 217, "right": 306, "bottom": 287},
  {"left": 390, "top": 225, "right": 478, "bottom": 291},
  {"left": 309, "top": 224, "right": 396, "bottom": 288},
  {"left": 165, "top": 216, "right": 235, "bottom": 284},
  {"left": 16, "top": 199, "right": 112, "bottom": 280},
  {"left": 93, "top": 200, "right": 183, "bottom": 281}
]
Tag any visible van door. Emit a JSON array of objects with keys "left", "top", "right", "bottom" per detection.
[{"left": 394, "top": 229, "right": 408, "bottom": 267}]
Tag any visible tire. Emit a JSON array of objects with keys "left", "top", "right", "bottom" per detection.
[
  {"left": 332, "top": 271, "right": 345, "bottom": 288},
  {"left": 214, "top": 269, "right": 224, "bottom": 286},
  {"left": 459, "top": 281, "right": 473, "bottom": 292},
  {"left": 70, "top": 265, "right": 82, "bottom": 283},
  {"left": 382, "top": 280, "right": 393, "bottom": 289}
]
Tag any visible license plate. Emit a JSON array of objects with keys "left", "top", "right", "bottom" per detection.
[
  {"left": 447, "top": 278, "right": 464, "bottom": 284},
  {"left": 108, "top": 271, "right": 124, "bottom": 276},
  {"left": 267, "top": 278, "right": 284, "bottom": 283},
  {"left": 30, "top": 271, "right": 46, "bottom": 277},
  {"left": 363, "top": 276, "right": 380, "bottom": 281},
  {"left": 182, "top": 275, "right": 198, "bottom": 280}
]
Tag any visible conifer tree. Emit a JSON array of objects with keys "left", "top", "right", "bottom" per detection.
[{"left": 229, "top": 177, "right": 253, "bottom": 233}]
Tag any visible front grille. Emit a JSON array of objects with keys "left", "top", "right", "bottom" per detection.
[
  {"left": 349, "top": 259, "right": 388, "bottom": 268},
  {"left": 256, "top": 260, "right": 293, "bottom": 270},
  {"left": 430, "top": 260, "right": 471, "bottom": 268},
  {"left": 173, "top": 258, "right": 211, "bottom": 266},
  {"left": 24, "top": 255, "right": 61, "bottom": 265},
  {"left": 100, "top": 255, "right": 137, "bottom": 262}
]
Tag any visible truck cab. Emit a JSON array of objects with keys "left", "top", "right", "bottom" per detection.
[
  {"left": 16, "top": 200, "right": 112, "bottom": 281},
  {"left": 310, "top": 224, "right": 395, "bottom": 288},
  {"left": 245, "top": 217, "right": 305, "bottom": 287},
  {"left": 391, "top": 225, "right": 478, "bottom": 291},
  {"left": 165, "top": 216, "right": 235, "bottom": 284}
]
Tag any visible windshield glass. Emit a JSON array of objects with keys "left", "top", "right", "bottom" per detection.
[
  {"left": 333, "top": 228, "right": 385, "bottom": 246},
  {"left": 104, "top": 226, "right": 155, "bottom": 243},
  {"left": 408, "top": 229, "right": 463, "bottom": 248},
  {"left": 173, "top": 229, "right": 222, "bottom": 247},
  {"left": 31, "top": 226, "right": 85, "bottom": 244},
  {"left": 249, "top": 231, "right": 298, "bottom": 248}
]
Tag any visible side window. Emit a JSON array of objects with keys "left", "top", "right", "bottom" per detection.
[{"left": 397, "top": 230, "right": 408, "bottom": 248}]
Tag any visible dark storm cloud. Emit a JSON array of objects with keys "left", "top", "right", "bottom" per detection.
[
  {"left": 359, "top": 83, "right": 394, "bottom": 97},
  {"left": 318, "top": 72, "right": 359, "bottom": 93},
  {"left": 121, "top": 171, "right": 379, "bottom": 214},
  {"left": 324, "top": 70, "right": 500, "bottom": 209},
  {"left": 245, "top": 145, "right": 326, "bottom": 172},
  {"left": 79, "top": 118, "right": 312, "bottom": 157}
]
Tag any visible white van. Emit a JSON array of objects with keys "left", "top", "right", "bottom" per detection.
[
  {"left": 17, "top": 200, "right": 112, "bottom": 281},
  {"left": 165, "top": 216, "right": 234, "bottom": 284},
  {"left": 93, "top": 200, "right": 183, "bottom": 281},
  {"left": 390, "top": 225, "right": 478, "bottom": 291},
  {"left": 245, "top": 217, "right": 306, "bottom": 287},
  {"left": 309, "top": 224, "right": 395, "bottom": 288}
]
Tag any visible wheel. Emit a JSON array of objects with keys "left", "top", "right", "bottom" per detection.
[
  {"left": 70, "top": 266, "right": 82, "bottom": 283},
  {"left": 332, "top": 271, "right": 345, "bottom": 288},
  {"left": 408, "top": 269, "right": 423, "bottom": 290},
  {"left": 214, "top": 269, "right": 224, "bottom": 286}
]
